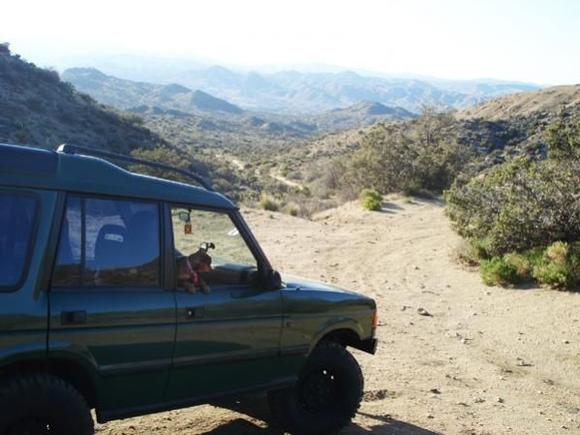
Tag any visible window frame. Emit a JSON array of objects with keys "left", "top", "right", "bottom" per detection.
[
  {"left": 0, "top": 188, "right": 41, "bottom": 293},
  {"left": 166, "top": 203, "right": 272, "bottom": 290},
  {"left": 51, "top": 192, "right": 165, "bottom": 291}
]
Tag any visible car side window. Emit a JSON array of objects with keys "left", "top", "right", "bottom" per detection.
[
  {"left": 52, "top": 196, "right": 161, "bottom": 288},
  {"left": 171, "top": 207, "right": 257, "bottom": 291},
  {"left": 0, "top": 192, "right": 38, "bottom": 290}
]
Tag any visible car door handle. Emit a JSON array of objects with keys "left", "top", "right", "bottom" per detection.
[
  {"left": 61, "top": 310, "right": 87, "bottom": 325},
  {"left": 186, "top": 306, "right": 205, "bottom": 319}
]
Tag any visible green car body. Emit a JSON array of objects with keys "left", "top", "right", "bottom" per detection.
[{"left": 0, "top": 143, "right": 377, "bottom": 425}]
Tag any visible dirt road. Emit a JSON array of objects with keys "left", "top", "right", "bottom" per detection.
[{"left": 97, "top": 197, "right": 580, "bottom": 435}]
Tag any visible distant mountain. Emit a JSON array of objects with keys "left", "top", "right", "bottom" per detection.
[
  {"left": 108, "top": 65, "right": 539, "bottom": 114},
  {"left": 62, "top": 68, "right": 416, "bottom": 141},
  {"left": 62, "top": 68, "right": 244, "bottom": 115},
  {"left": 0, "top": 46, "right": 166, "bottom": 152}
]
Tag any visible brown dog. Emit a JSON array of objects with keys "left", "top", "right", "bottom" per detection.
[{"left": 177, "top": 249, "right": 212, "bottom": 294}]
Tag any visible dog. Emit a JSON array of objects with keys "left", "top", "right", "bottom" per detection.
[{"left": 177, "top": 248, "right": 213, "bottom": 294}]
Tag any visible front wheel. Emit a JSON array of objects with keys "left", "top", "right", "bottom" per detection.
[
  {"left": 0, "top": 374, "right": 94, "bottom": 435},
  {"left": 269, "top": 340, "right": 363, "bottom": 435}
]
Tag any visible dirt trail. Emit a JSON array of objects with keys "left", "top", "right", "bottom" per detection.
[
  {"left": 268, "top": 169, "right": 303, "bottom": 189},
  {"left": 97, "top": 197, "right": 580, "bottom": 435}
]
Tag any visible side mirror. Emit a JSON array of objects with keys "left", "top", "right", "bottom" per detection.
[{"left": 264, "top": 269, "right": 282, "bottom": 290}]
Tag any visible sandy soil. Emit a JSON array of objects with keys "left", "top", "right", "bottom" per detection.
[{"left": 97, "top": 196, "right": 580, "bottom": 435}]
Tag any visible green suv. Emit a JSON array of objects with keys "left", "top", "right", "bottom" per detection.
[{"left": 0, "top": 143, "right": 377, "bottom": 435}]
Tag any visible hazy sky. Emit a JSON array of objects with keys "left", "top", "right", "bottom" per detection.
[{"left": 2, "top": 0, "right": 579, "bottom": 84}]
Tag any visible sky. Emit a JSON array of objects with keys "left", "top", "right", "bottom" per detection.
[{"left": 2, "top": 0, "right": 579, "bottom": 84}]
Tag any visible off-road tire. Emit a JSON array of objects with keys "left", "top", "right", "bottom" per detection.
[
  {"left": 0, "top": 373, "right": 94, "bottom": 435},
  {"left": 269, "top": 340, "right": 364, "bottom": 435}
]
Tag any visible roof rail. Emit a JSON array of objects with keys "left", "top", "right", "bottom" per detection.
[{"left": 56, "top": 144, "right": 214, "bottom": 191}]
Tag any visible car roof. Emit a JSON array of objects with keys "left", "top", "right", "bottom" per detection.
[{"left": 0, "top": 143, "right": 236, "bottom": 210}]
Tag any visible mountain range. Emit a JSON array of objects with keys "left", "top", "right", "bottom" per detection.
[
  {"left": 61, "top": 58, "right": 540, "bottom": 114},
  {"left": 61, "top": 68, "right": 416, "bottom": 137},
  {"left": 61, "top": 68, "right": 244, "bottom": 115}
]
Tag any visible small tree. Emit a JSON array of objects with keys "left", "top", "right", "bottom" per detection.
[{"left": 544, "top": 114, "right": 579, "bottom": 161}]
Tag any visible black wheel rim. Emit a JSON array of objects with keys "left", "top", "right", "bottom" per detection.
[{"left": 298, "top": 367, "right": 341, "bottom": 413}]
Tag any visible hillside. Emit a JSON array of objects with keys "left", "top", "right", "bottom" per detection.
[
  {"left": 458, "top": 84, "right": 580, "bottom": 120},
  {"left": 456, "top": 85, "right": 580, "bottom": 165},
  {"left": 0, "top": 46, "right": 165, "bottom": 152},
  {"left": 284, "top": 85, "right": 580, "bottom": 199}
]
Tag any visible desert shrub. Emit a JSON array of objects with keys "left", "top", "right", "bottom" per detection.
[
  {"left": 335, "top": 108, "right": 472, "bottom": 196},
  {"left": 466, "top": 242, "right": 578, "bottom": 290},
  {"left": 284, "top": 202, "right": 300, "bottom": 217},
  {"left": 504, "top": 252, "right": 534, "bottom": 279},
  {"left": 532, "top": 242, "right": 579, "bottom": 289},
  {"left": 446, "top": 116, "right": 579, "bottom": 257},
  {"left": 480, "top": 257, "right": 520, "bottom": 286},
  {"left": 543, "top": 117, "right": 579, "bottom": 160},
  {"left": 454, "top": 240, "right": 482, "bottom": 266},
  {"left": 401, "top": 179, "right": 423, "bottom": 196},
  {"left": 259, "top": 194, "right": 280, "bottom": 212},
  {"left": 360, "top": 188, "right": 382, "bottom": 211},
  {"left": 445, "top": 156, "right": 579, "bottom": 256}
]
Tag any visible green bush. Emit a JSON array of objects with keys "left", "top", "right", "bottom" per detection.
[
  {"left": 445, "top": 157, "right": 579, "bottom": 256},
  {"left": 259, "top": 194, "right": 280, "bottom": 212},
  {"left": 532, "top": 242, "right": 579, "bottom": 289},
  {"left": 480, "top": 257, "right": 521, "bottom": 286},
  {"left": 446, "top": 116, "right": 579, "bottom": 257},
  {"left": 471, "top": 242, "right": 579, "bottom": 290},
  {"left": 360, "top": 188, "right": 383, "bottom": 211},
  {"left": 504, "top": 252, "right": 534, "bottom": 280}
]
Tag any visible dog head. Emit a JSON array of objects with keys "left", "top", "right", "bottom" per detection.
[{"left": 189, "top": 249, "right": 213, "bottom": 273}]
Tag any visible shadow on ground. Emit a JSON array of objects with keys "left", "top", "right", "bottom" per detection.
[
  {"left": 379, "top": 196, "right": 444, "bottom": 214},
  {"left": 380, "top": 202, "right": 405, "bottom": 214},
  {"left": 203, "top": 395, "right": 440, "bottom": 435}
]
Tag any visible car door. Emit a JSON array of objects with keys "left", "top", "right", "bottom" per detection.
[
  {"left": 165, "top": 205, "right": 285, "bottom": 402},
  {"left": 48, "top": 194, "right": 176, "bottom": 416}
]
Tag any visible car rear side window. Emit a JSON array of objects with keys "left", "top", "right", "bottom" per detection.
[
  {"left": 0, "top": 192, "right": 38, "bottom": 290},
  {"left": 52, "top": 195, "right": 161, "bottom": 288}
]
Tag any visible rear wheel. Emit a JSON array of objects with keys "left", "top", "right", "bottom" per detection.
[
  {"left": 0, "top": 374, "right": 94, "bottom": 435},
  {"left": 269, "top": 340, "right": 363, "bottom": 435}
]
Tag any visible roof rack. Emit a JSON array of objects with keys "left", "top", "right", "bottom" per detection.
[{"left": 56, "top": 144, "right": 214, "bottom": 191}]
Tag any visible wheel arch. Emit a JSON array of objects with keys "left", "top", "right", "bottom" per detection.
[
  {"left": 310, "top": 318, "right": 365, "bottom": 353},
  {"left": 0, "top": 357, "right": 99, "bottom": 409}
]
